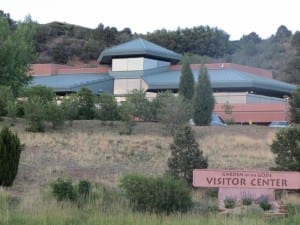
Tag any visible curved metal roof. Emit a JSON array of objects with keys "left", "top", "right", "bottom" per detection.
[
  {"left": 143, "top": 69, "right": 296, "bottom": 98},
  {"left": 31, "top": 74, "right": 113, "bottom": 94},
  {"left": 98, "top": 38, "right": 181, "bottom": 65}
]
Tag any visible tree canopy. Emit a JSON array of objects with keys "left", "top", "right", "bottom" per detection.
[{"left": 0, "top": 15, "right": 36, "bottom": 95}]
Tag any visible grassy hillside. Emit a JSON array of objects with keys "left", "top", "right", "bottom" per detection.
[
  {"left": 0, "top": 119, "right": 277, "bottom": 194},
  {"left": 0, "top": 119, "right": 299, "bottom": 225}
]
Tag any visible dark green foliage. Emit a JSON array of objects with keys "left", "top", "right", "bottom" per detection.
[
  {"left": 45, "top": 101, "right": 65, "bottom": 129},
  {"left": 157, "top": 93, "right": 191, "bottom": 136},
  {"left": 258, "top": 197, "right": 272, "bottom": 211},
  {"left": 24, "top": 97, "right": 46, "bottom": 132},
  {"left": 51, "top": 178, "right": 76, "bottom": 202},
  {"left": 224, "top": 197, "right": 236, "bottom": 209},
  {"left": 51, "top": 42, "right": 68, "bottom": 64},
  {"left": 242, "top": 197, "right": 253, "bottom": 206},
  {"left": 271, "top": 127, "right": 300, "bottom": 171},
  {"left": 77, "top": 180, "right": 91, "bottom": 199},
  {"left": 22, "top": 86, "right": 55, "bottom": 104},
  {"left": 61, "top": 94, "right": 80, "bottom": 125},
  {"left": 77, "top": 88, "right": 95, "bottom": 120},
  {"left": 193, "top": 64, "right": 215, "bottom": 125},
  {"left": 51, "top": 178, "right": 92, "bottom": 205},
  {"left": 0, "top": 16, "right": 36, "bottom": 95},
  {"left": 0, "top": 126, "right": 22, "bottom": 186},
  {"left": 179, "top": 58, "right": 194, "bottom": 100},
  {"left": 126, "top": 90, "right": 152, "bottom": 121},
  {"left": 118, "top": 101, "right": 135, "bottom": 135},
  {"left": 0, "top": 85, "right": 14, "bottom": 117},
  {"left": 120, "top": 173, "right": 192, "bottom": 214},
  {"left": 95, "top": 93, "right": 120, "bottom": 121},
  {"left": 6, "top": 100, "right": 17, "bottom": 125},
  {"left": 144, "top": 26, "right": 230, "bottom": 57},
  {"left": 168, "top": 125, "right": 208, "bottom": 185},
  {"left": 289, "top": 88, "right": 300, "bottom": 124}
]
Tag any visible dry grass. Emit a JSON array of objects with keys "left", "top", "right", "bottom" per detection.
[{"left": 0, "top": 119, "right": 282, "bottom": 196}]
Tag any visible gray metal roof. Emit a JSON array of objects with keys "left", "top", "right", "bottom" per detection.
[
  {"left": 31, "top": 74, "right": 113, "bottom": 94},
  {"left": 98, "top": 38, "right": 181, "bottom": 65},
  {"left": 143, "top": 69, "right": 296, "bottom": 97}
]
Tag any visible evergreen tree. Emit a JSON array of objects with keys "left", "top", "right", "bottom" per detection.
[
  {"left": 289, "top": 88, "right": 300, "bottom": 124},
  {"left": 0, "top": 126, "right": 23, "bottom": 186},
  {"left": 168, "top": 125, "right": 208, "bottom": 185},
  {"left": 271, "top": 127, "right": 300, "bottom": 171},
  {"left": 193, "top": 64, "right": 215, "bottom": 125},
  {"left": 179, "top": 58, "right": 194, "bottom": 100}
]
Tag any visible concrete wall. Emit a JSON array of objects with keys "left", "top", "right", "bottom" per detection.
[
  {"left": 112, "top": 57, "right": 170, "bottom": 72},
  {"left": 114, "top": 78, "right": 148, "bottom": 95}
]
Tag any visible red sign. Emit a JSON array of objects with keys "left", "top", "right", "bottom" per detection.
[{"left": 193, "top": 169, "right": 300, "bottom": 189}]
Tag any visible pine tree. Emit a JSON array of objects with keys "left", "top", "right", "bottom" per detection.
[
  {"left": 289, "top": 88, "right": 300, "bottom": 124},
  {"left": 179, "top": 58, "right": 194, "bottom": 100},
  {"left": 193, "top": 64, "right": 215, "bottom": 125},
  {"left": 168, "top": 125, "right": 208, "bottom": 185},
  {"left": 0, "top": 126, "right": 23, "bottom": 186}
]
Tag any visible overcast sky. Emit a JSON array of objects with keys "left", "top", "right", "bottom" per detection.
[{"left": 2, "top": 0, "right": 299, "bottom": 40}]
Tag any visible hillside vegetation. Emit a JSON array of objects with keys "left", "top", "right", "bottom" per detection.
[{"left": 1, "top": 119, "right": 300, "bottom": 224}]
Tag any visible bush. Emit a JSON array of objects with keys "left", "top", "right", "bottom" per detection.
[
  {"left": 51, "top": 178, "right": 92, "bottom": 204},
  {"left": 224, "top": 197, "right": 236, "bottom": 209},
  {"left": 24, "top": 97, "right": 46, "bottom": 132},
  {"left": 242, "top": 197, "right": 253, "bottom": 206},
  {"left": 77, "top": 180, "right": 91, "bottom": 199},
  {"left": 120, "top": 173, "right": 192, "bottom": 214},
  {"left": 258, "top": 197, "right": 272, "bottom": 211},
  {"left": 0, "top": 126, "right": 23, "bottom": 186},
  {"left": 0, "top": 85, "right": 14, "bottom": 117},
  {"left": 61, "top": 94, "right": 79, "bottom": 126},
  {"left": 77, "top": 88, "right": 95, "bottom": 120},
  {"left": 270, "top": 127, "right": 300, "bottom": 171},
  {"left": 45, "top": 101, "right": 65, "bottom": 129},
  {"left": 51, "top": 178, "right": 76, "bottom": 202}
]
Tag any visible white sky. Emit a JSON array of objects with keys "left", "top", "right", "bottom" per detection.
[{"left": 2, "top": 0, "right": 299, "bottom": 40}]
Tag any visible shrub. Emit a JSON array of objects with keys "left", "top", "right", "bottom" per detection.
[
  {"left": 0, "top": 85, "right": 14, "bottom": 118},
  {"left": 51, "top": 178, "right": 76, "bottom": 202},
  {"left": 270, "top": 127, "right": 300, "bottom": 171},
  {"left": 224, "top": 197, "right": 236, "bottom": 209},
  {"left": 24, "top": 97, "right": 46, "bottom": 132},
  {"left": 120, "top": 173, "right": 192, "bottom": 214},
  {"left": 0, "top": 126, "right": 23, "bottom": 186},
  {"left": 242, "top": 197, "right": 253, "bottom": 206},
  {"left": 61, "top": 94, "right": 79, "bottom": 126},
  {"left": 77, "top": 88, "right": 95, "bottom": 120},
  {"left": 45, "top": 101, "right": 65, "bottom": 129},
  {"left": 77, "top": 180, "right": 91, "bottom": 199},
  {"left": 258, "top": 197, "right": 272, "bottom": 211}
]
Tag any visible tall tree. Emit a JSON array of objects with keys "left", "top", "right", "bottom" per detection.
[
  {"left": 179, "top": 58, "right": 194, "bottom": 100},
  {"left": 285, "top": 31, "right": 300, "bottom": 83},
  {"left": 0, "top": 16, "right": 36, "bottom": 95},
  {"left": 168, "top": 125, "right": 208, "bottom": 185},
  {"left": 289, "top": 88, "right": 300, "bottom": 124},
  {"left": 193, "top": 64, "right": 215, "bottom": 125}
]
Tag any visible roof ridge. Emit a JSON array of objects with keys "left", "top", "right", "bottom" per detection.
[{"left": 138, "top": 38, "right": 147, "bottom": 51}]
